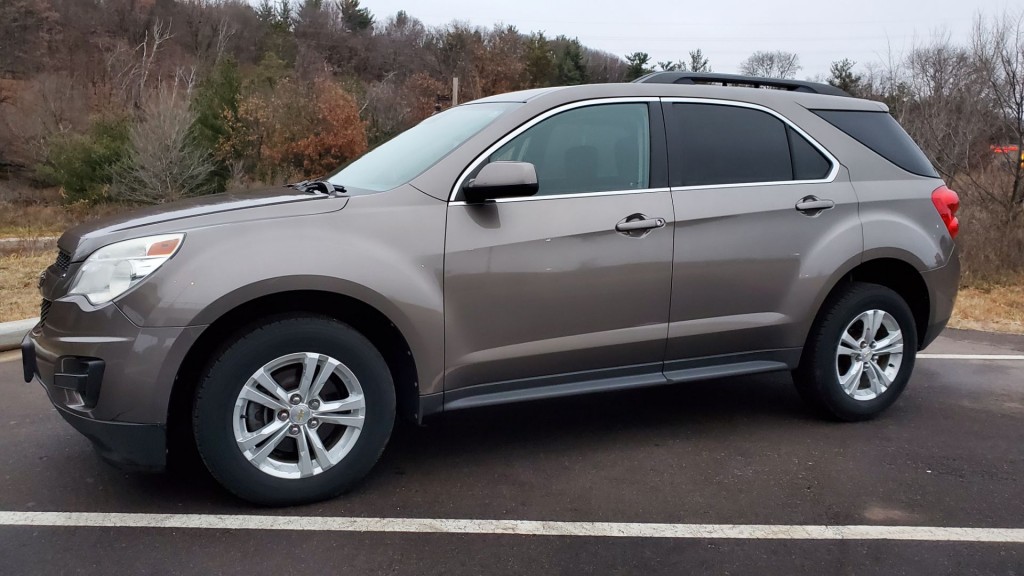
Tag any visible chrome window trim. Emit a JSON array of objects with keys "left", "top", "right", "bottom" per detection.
[
  {"left": 448, "top": 97, "right": 660, "bottom": 202},
  {"left": 448, "top": 187, "right": 671, "bottom": 206},
  {"left": 447, "top": 96, "right": 840, "bottom": 203},
  {"left": 660, "top": 97, "right": 840, "bottom": 191}
]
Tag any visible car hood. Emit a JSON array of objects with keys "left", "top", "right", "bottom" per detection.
[{"left": 60, "top": 187, "right": 349, "bottom": 261}]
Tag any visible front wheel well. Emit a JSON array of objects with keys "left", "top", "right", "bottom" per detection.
[
  {"left": 167, "top": 290, "right": 420, "bottom": 463},
  {"left": 822, "top": 258, "right": 930, "bottom": 347}
]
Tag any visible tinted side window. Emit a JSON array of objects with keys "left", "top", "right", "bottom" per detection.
[
  {"left": 666, "top": 103, "right": 792, "bottom": 187},
  {"left": 813, "top": 109, "right": 939, "bottom": 178},
  {"left": 489, "top": 103, "right": 650, "bottom": 196},
  {"left": 788, "top": 126, "right": 831, "bottom": 180}
]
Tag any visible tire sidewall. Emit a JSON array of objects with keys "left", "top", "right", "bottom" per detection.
[{"left": 194, "top": 317, "right": 395, "bottom": 505}]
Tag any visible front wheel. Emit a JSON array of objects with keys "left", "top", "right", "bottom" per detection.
[
  {"left": 794, "top": 282, "right": 918, "bottom": 421},
  {"left": 193, "top": 316, "right": 395, "bottom": 505}
]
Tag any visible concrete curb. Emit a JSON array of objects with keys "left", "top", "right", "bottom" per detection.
[
  {"left": 0, "top": 318, "right": 38, "bottom": 352},
  {"left": 0, "top": 236, "right": 59, "bottom": 255}
]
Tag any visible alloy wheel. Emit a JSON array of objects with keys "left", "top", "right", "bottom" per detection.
[
  {"left": 834, "top": 309, "right": 905, "bottom": 401},
  {"left": 232, "top": 352, "right": 366, "bottom": 479}
]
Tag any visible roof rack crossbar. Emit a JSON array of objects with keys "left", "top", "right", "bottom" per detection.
[{"left": 632, "top": 72, "right": 851, "bottom": 97}]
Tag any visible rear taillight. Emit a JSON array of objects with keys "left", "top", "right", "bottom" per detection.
[{"left": 931, "top": 185, "right": 960, "bottom": 239}]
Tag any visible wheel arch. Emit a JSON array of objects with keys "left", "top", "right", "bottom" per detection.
[
  {"left": 807, "top": 256, "right": 931, "bottom": 356},
  {"left": 167, "top": 289, "right": 423, "bottom": 463}
]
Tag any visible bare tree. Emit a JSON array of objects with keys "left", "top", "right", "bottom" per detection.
[
  {"left": 106, "top": 20, "right": 174, "bottom": 109},
  {"left": 899, "top": 34, "right": 992, "bottom": 184},
  {"left": 973, "top": 11, "right": 1024, "bottom": 209},
  {"left": 739, "top": 50, "right": 801, "bottom": 79},
  {"left": 113, "top": 92, "right": 217, "bottom": 204}
]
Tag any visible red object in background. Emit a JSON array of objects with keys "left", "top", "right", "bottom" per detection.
[{"left": 991, "top": 144, "right": 1020, "bottom": 154}]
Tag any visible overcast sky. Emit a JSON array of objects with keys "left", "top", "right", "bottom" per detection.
[{"left": 362, "top": 0, "right": 1016, "bottom": 78}]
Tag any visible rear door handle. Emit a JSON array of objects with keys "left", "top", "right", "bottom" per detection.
[
  {"left": 795, "top": 196, "right": 835, "bottom": 215},
  {"left": 615, "top": 215, "right": 666, "bottom": 234}
]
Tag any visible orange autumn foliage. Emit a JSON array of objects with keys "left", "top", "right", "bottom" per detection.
[{"left": 221, "top": 78, "right": 367, "bottom": 182}]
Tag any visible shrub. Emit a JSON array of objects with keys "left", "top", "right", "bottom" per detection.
[{"left": 35, "top": 117, "right": 131, "bottom": 205}]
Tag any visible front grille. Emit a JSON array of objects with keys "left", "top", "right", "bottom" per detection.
[
  {"left": 40, "top": 299, "right": 52, "bottom": 324},
  {"left": 54, "top": 249, "right": 71, "bottom": 272}
]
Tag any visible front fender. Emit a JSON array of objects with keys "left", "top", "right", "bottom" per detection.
[{"left": 116, "top": 185, "right": 448, "bottom": 393}]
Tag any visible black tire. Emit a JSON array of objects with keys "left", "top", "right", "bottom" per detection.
[
  {"left": 193, "top": 315, "right": 395, "bottom": 505},
  {"left": 794, "top": 282, "right": 918, "bottom": 421}
]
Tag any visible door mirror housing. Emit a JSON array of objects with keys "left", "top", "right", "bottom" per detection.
[{"left": 463, "top": 161, "right": 539, "bottom": 203}]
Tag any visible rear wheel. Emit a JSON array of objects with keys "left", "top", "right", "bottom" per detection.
[
  {"left": 193, "top": 316, "right": 395, "bottom": 505},
  {"left": 794, "top": 282, "right": 918, "bottom": 421}
]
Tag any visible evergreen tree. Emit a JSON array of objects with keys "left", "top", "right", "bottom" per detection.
[
  {"left": 526, "top": 32, "right": 556, "bottom": 87},
  {"left": 341, "top": 0, "right": 374, "bottom": 32},
  {"left": 827, "top": 58, "right": 863, "bottom": 95},
  {"left": 625, "top": 51, "right": 653, "bottom": 80},
  {"left": 688, "top": 49, "right": 710, "bottom": 73},
  {"left": 556, "top": 38, "right": 588, "bottom": 85}
]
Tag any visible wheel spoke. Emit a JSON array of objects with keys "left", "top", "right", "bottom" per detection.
[
  {"left": 872, "top": 362, "right": 893, "bottom": 389},
  {"left": 239, "top": 385, "right": 288, "bottom": 412},
  {"left": 296, "top": 353, "right": 319, "bottom": 401},
  {"left": 841, "top": 330, "right": 860, "bottom": 350},
  {"left": 249, "top": 424, "right": 290, "bottom": 465},
  {"left": 309, "top": 357, "right": 341, "bottom": 401},
  {"left": 865, "top": 310, "right": 884, "bottom": 344},
  {"left": 306, "top": 427, "right": 334, "bottom": 468},
  {"left": 837, "top": 343, "right": 860, "bottom": 357},
  {"left": 839, "top": 361, "right": 864, "bottom": 394},
  {"left": 316, "top": 414, "right": 364, "bottom": 429},
  {"left": 873, "top": 330, "right": 904, "bottom": 356},
  {"left": 864, "top": 362, "right": 891, "bottom": 396},
  {"left": 295, "top": 426, "right": 314, "bottom": 478},
  {"left": 253, "top": 369, "right": 291, "bottom": 404},
  {"left": 316, "top": 395, "right": 365, "bottom": 414},
  {"left": 238, "top": 419, "right": 287, "bottom": 452}
]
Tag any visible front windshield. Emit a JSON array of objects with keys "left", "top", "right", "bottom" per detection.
[{"left": 329, "top": 102, "right": 519, "bottom": 192}]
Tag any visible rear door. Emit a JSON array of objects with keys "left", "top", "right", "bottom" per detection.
[
  {"left": 662, "top": 99, "right": 862, "bottom": 374},
  {"left": 443, "top": 100, "right": 675, "bottom": 399}
]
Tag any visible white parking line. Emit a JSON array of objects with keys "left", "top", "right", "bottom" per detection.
[
  {"left": 918, "top": 354, "right": 1024, "bottom": 360},
  {"left": 0, "top": 512, "right": 1022, "bottom": 542}
]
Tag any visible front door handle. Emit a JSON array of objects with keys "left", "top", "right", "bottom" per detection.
[
  {"left": 615, "top": 214, "right": 666, "bottom": 236},
  {"left": 795, "top": 196, "right": 835, "bottom": 215}
]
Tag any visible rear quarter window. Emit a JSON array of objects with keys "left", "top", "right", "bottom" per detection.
[{"left": 813, "top": 110, "right": 939, "bottom": 178}]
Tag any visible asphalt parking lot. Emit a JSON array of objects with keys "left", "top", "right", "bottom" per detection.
[{"left": 0, "top": 328, "right": 1022, "bottom": 575}]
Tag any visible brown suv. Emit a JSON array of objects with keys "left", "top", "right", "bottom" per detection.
[{"left": 23, "top": 75, "right": 960, "bottom": 505}]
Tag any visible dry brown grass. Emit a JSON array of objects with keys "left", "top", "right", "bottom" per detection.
[
  {"left": 0, "top": 201, "right": 128, "bottom": 238},
  {"left": 0, "top": 252, "right": 51, "bottom": 322},
  {"left": 950, "top": 281, "right": 1024, "bottom": 334}
]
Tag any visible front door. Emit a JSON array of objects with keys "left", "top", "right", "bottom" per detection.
[{"left": 444, "top": 101, "right": 674, "bottom": 396}]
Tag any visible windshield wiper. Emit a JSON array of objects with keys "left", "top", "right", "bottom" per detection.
[{"left": 285, "top": 179, "right": 347, "bottom": 197}]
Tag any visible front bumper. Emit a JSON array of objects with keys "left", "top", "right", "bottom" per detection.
[
  {"left": 54, "top": 400, "right": 166, "bottom": 472},
  {"left": 22, "top": 298, "right": 203, "bottom": 472}
]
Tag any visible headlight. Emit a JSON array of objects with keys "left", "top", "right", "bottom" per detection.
[{"left": 68, "top": 233, "right": 184, "bottom": 305}]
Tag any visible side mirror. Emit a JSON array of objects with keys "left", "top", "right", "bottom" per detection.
[{"left": 463, "top": 161, "right": 539, "bottom": 203}]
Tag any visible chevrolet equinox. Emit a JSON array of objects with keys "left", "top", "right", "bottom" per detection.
[{"left": 23, "top": 73, "right": 961, "bottom": 505}]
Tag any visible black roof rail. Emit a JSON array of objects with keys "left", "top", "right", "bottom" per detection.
[{"left": 633, "top": 72, "right": 851, "bottom": 97}]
